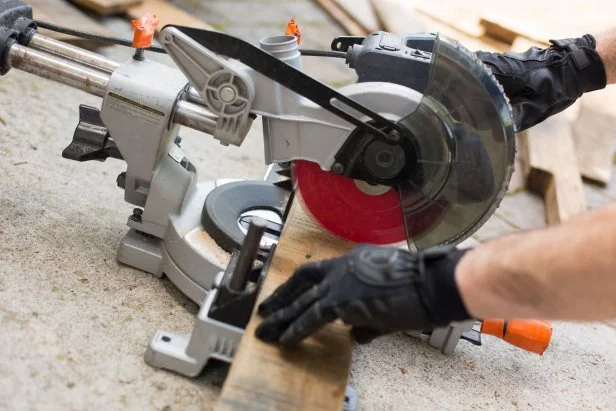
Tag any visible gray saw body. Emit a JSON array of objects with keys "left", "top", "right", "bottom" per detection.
[{"left": 0, "top": 0, "right": 516, "bottom": 384}]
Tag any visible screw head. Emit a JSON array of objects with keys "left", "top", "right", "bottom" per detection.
[
  {"left": 388, "top": 129, "right": 401, "bottom": 142},
  {"left": 219, "top": 86, "right": 236, "bottom": 103},
  {"left": 331, "top": 163, "right": 345, "bottom": 174}
]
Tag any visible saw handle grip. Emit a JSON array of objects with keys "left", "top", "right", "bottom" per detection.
[
  {"left": 481, "top": 319, "right": 552, "bottom": 355},
  {"left": 131, "top": 13, "right": 160, "bottom": 49}
]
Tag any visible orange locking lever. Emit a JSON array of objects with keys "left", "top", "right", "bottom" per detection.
[
  {"left": 481, "top": 319, "right": 552, "bottom": 355},
  {"left": 131, "top": 13, "right": 160, "bottom": 49}
]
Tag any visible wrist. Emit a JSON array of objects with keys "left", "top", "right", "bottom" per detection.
[
  {"left": 454, "top": 247, "right": 482, "bottom": 319},
  {"left": 596, "top": 29, "right": 616, "bottom": 84},
  {"left": 422, "top": 248, "right": 471, "bottom": 325}
]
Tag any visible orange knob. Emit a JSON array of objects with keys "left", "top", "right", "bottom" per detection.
[
  {"left": 481, "top": 319, "right": 552, "bottom": 355},
  {"left": 285, "top": 18, "right": 302, "bottom": 45},
  {"left": 131, "top": 13, "right": 160, "bottom": 49}
]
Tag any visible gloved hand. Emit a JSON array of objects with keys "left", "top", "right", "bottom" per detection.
[
  {"left": 476, "top": 35, "right": 606, "bottom": 132},
  {"left": 255, "top": 245, "right": 471, "bottom": 346}
]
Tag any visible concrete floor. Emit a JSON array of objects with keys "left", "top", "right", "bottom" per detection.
[{"left": 2, "top": 1, "right": 616, "bottom": 410}]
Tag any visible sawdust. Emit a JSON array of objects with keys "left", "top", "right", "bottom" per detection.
[{"left": 185, "top": 227, "right": 231, "bottom": 268}]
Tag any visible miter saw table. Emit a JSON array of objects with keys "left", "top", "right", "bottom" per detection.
[{"left": 0, "top": 0, "right": 550, "bottom": 388}]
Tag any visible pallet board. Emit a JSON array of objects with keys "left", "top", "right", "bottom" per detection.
[
  {"left": 371, "top": 0, "right": 425, "bottom": 34},
  {"left": 572, "top": 89, "right": 616, "bottom": 186},
  {"left": 335, "top": 0, "right": 380, "bottom": 33},
  {"left": 126, "top": 0, "right": 214, "bottom": 32},
  {"left": 30, "top": 0, "right": 112, "bottom": 49},
  {"left": 312, "top": 0, "right": 368, "bottom": 36},
  {"left": 412, "top": 0, "right": 486, "bottom": 38},
  {"left": 70, "top": 0, "right": 142, "bottom": 16},
  {"left": 480, "top": 1, "right": 616, "bottom": 45},
  {"left": 216, "top": 200, "right": 355, "bottom": 411},
  {"left": 518, "top": 116, "right": 587, "bottom": 224}
]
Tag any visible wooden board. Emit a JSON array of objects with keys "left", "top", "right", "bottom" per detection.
[
  {"left": 412, "top": 0, "right": 487, "bottom": 38},
  {"left": 30, "top": 0, "right": 112, "bottom": 49},
  {"left": 480, "top": 1, "right": 616, "bottom": 45},
  {"left": 312, "top": 0, "right": 368, "bottom": 36},
  {"left": 571, "top": 89, "right": 616, "bottom": 186},
  {"left": 70, "top": 0, "right": 142, "bottom": 16},
  {"left": 216, "top": 200, "right": 355, "bottom": 411},
  {"left": 126, "top": 0, "right": 214, "bottom": 32},
  {"left": 518, "top": 116, "right": 587, "bottom": 224},
  {"left": 335, "top": 0, "right": 380, "bottom": 33}
]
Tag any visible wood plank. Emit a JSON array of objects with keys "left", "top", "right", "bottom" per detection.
[
  {"left": 216, "top": 200, "right": 355, "bottom": 411},
  {"left": 412, "top": 0, "right": 487, "bottom": 38},
  {"left": 312, "top": 0, "right": 368, "bottom": 36},
  {"left": 70, "top": 0, "right": 142, "bottom": 16},
  {"left": 371, "top": 0, "right": 425, "bottom": 34},
  {"left": 30, "top": 0, "right": 112, "bottom": 49},
  {"left": 479, "top": 1, "right": 616, "bottom": 45},
  {"left": 518, "top": 116, "right": 587, "bottom": 224},
  {"left": 126, "top": 0, "right": 214, "bottom": 32},
  {"left": 334, "top": 0, "right": 380, "bottom": 33},
  {"left": 571, "top": 89, "right": 616, "bottom": 186}
]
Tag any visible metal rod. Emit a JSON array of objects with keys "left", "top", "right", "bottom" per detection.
[
  {"left": 30, "top": 33, "right": 208, "bottom": 107},
  {"left": 8, "top": 43, "right": 109, "bottom": 97},
  {"left": 174, "top": 100, "right": 218, "bottom": 135},
  {"left": 229, "top": 219, "right": 267, "bottom": 292},
  {"left": 7, "top": 43, "right": 219, "bottom": 135},
  {"left": 29, "top": 33, "right": 121, "bottom": 73}
]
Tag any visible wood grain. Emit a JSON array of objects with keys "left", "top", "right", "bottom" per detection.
[
  {"left": 70, "top": 0, "right": 142, "bottom": 16},
  {"left": 518, "top": 116, "right": 587, "bottom": 224},
  {"left": 312, "top": 0, "right": 368, "bottom": 36},
  {"left": 126, "top": 0, "right": 214, "bottom": 32},
  {"left": 334, "top": 0, "right": 380, "bottom": 33},
  {"left": 479, "top": 1, "right": 616, "bottom": 45},
  {"left": 572, "top": 89, "right": 616, "bottom": 186},
  {"left": 30, "top": 0, "right": 112, "bottom": 49},
  {"left": 216, "top": 199, "right": 355, "bottom": 411}
]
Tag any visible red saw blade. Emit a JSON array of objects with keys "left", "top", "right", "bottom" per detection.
[{"left": 294, "top": 160, "right": 449, "bottom": 245}]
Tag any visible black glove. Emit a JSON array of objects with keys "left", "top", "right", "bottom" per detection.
[
  {"left": 476, "top": 35, "right": 606, "bottom": 132},
  {"left": 255, "top": 245, "right": 471, "bottom": 346}
]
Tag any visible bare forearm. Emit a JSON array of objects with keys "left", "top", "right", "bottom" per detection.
[
  {"left": 456, "top": 203, "right": 616, "bottom": 320},
  {"left": 596, "top": 28, "right": 616, "bottom": 84}
]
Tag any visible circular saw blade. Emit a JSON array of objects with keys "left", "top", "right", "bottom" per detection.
[{"left": 294, "top": 160, "right": 449, "bottom": 244}]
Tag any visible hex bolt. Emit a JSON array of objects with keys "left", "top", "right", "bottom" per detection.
[
  {"left": 131, "top": 208, "right": 143, "bottom": 223},
  {"left": 219, "top": 86, "right": 236, "bottom": 103}
]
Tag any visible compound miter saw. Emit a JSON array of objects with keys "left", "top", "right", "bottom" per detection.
[{"left": 0, "top": 0, "right": 551, "bottom": 380}]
